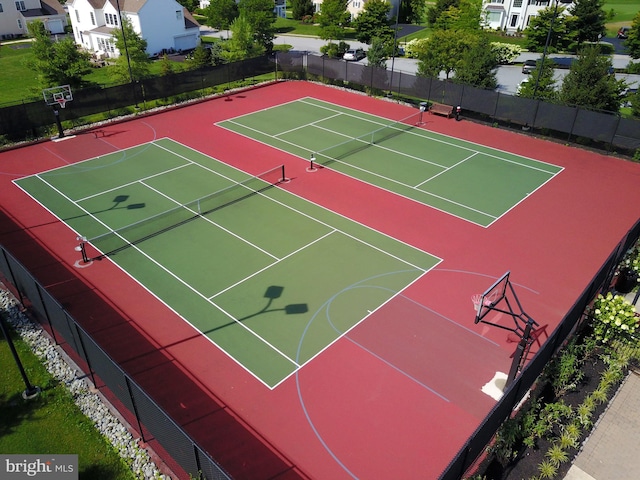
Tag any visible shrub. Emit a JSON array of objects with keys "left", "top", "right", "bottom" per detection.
[
  {"left": 590, "top": 292, "right": 638, "bottom": 345},
  {"left": 491, "top": 42, "right": 522, "bottom": 64}
]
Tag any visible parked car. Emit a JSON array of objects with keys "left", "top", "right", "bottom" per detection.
[
  {"left": 522, "top": 59, "right": 537, "bottom": 74},
  {"left": 618, "top": 27, "right": 630, "bottom": 39},
  {"left": 343, "top": 49, "right": 365, "bottom": 61}
]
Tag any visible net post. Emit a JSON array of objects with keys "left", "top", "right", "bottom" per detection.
[{"left": 281, "top": 164, "right": 286, "bottom": 183}]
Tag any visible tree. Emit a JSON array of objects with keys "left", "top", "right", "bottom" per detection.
[
  {"left": 176, "top": 0, "right": 198, "bottom": 11},
  {"left": 110, "top": 17, "right": 151, "bottom": 83},
  {"left": 568, "top": 0, "right": 606, "bottom": 44},
  {"left": 453, "top": 34, "right": 498, "bottom": 89},
  {"left": 625, "top": 12, "right": 640, "bottom": 59},
  {"left": 223, "top": 13, "right": 263, "bottom": 62},
  {"left": 401, "top": 0, "right": 426, "bottom": 24},
  {"left": 352, "top": 0, "right": 394, "bottom": 44},
  {"left": 205, "top": 0, "right": 239, "bottom": 31},
  {"left": 26, "top": 20, "right": 92, "bottom": 89},
  {"left": 366, "top": 36, "right": 389, "bottom": 68},
  {"left": 523, "top": 6, "right": 571, "bottom": 53},
  {"left": 559, "top": 45, "right": 626, "bottom": 112},
  {"left": 427, "top": 0, "right": 458, "bottom": 27},
  {"left": 291, "top": 0, "right": 314, "bottom": 21},
  {"left": 187, "top": 43, "right": 211, "bottom": 70},
  {"left": 516, "top": 58, "right": 558, "bottom": 101},
  {"left": 432, "top": 0, "right": 483, "bottom": 32},
  {"left": 318, "top": 0, "right": 350, "bottom": 41},
  {"left": 417, "top": 30, "right": 470, "bottom": 79},
  {"left": 238, "top": 0, "right": 276, "bottom": 51}
]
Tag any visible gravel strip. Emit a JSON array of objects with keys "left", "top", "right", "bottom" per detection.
[{"left": 0, "top": 288, "right": 170, "bottom": 480}]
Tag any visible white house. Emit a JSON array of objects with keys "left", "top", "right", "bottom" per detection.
[
  {"left": 0, "top": 0, "right": 67, "bottom": 39},
  {"left": 483, "top": 0, "right": 574, "bottom": 33},
  {"left": 67, "top": 0, "right": 200, "bottom": 59}
]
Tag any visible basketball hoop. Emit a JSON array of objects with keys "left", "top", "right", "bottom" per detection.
[{"left": 471, "top": 294, "right": 484, "bottom": 314}]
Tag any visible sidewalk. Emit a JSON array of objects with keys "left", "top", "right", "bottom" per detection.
[
  {"left": 564, "top": 371, "right": 640, "bottom": 480},
  {"left": 564, "top": 292, "right": 640, "bottom": 480}
]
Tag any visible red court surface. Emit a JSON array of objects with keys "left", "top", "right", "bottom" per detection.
[{"left": 2, "top": 81, "right": 640, "bottom": 479}]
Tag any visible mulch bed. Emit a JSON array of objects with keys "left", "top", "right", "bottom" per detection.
[{"left": 476, "top": 353, "right": 628, "bottom": 480}]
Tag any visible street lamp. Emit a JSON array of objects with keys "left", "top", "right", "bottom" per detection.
[
  {"left": 115, "top": 0, "right": 135, "bottom": 85},
  {"left": 532, "top": 0, "right": 560, "bottom": 99}
]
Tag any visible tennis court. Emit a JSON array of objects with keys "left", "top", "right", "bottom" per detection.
[
  {"left": 14, "top": 138, "right": 439, "bottom": 388},
  {"left": 218, "top": 98, "right": 563, "bottom": 227}
]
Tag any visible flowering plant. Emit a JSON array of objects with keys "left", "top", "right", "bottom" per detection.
[
  {"left": 619, "top": 245, "right": 640, "bottom": 277},
  {"left": 590, "top": 292, "right": 638, "bottom": 345}
]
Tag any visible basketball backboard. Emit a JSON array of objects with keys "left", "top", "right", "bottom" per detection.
[
  {"left": 43, "top": 85, "right": 73, "bottom": 109},
  {"left": 474, "top": 271, "right": 510, "bottom": 324}
]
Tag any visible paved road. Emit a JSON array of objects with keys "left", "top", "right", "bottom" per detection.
[{"left": 202, "top": 28, "right": 639, "bottom": 95}]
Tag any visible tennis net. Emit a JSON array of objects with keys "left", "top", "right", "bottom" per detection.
[
  {"left": 312, "top": 112, "right": 419, "bottom": 167},
  {"left": 87, "top": 164, "right": 286, "bottom": 258}
]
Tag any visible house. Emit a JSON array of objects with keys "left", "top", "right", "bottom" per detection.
[
  {"left": 483, "top": 0, "right": 574, "bottom": 33},
  {"left": 0, "top": 0, "right": 67, "bottom": 39},
  {"left": 67, "top": 0, "right": 200, "bottom": 59}
]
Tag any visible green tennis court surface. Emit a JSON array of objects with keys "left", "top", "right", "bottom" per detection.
[
  {"left": 218, "top": 98, "right": 563, "bottom": 226},
  {"left": 15, "top": 138, "right": 439, "bottom": 388}
]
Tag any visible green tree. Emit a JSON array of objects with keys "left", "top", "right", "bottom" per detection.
[
  {"left": 366, "top": 36, "right": 389, "bottom": 68},
  {"left": 205, "top": 0, "right": 239, "bottom": 31},
  {"left": 524, "top": 6, "right": 570, "bottom": 53},
  {"left": 401, "top": 0, "right": 426, "bottom": 24},
  {"left": 188, "top": 43, "right": 211, "bottom": 70},
  {"left": 238, "top": 0, "right": 276, "bottom": 51},
  {"left": 353, "top": 0, "right": 394, "bottom": 44},
  {"left": 176, "top": 0, "right": 198, "bottom": 11},
  {"left": 26, "top": 20, "right": 92, "bottom": 89},
  {"left": 110, "top": 16, "right": 151, "bottom": 83},
  {"left": 223, "top": 13, "right": 263, "bottom": 62},
  {"left": 318, "top": 0, "right": 350, "bottom": 41},
  {"left": 559, "top": 45, "right": 626, "bottom": 112},
  {"left": 208, "top": 42, "right": 225, "bottom": 66},
  {"left": 291, "top": 0, "right": 314, "bottom": 20},
  {"left": 568, "top": 0, "right": 606, "bottom": 44},
  {"left": 159, "top": 54, "right": 176, "bottom": 76},
  {"left": 625, "top": 12, "right": 640, "bottom": 59},
  {"left": 433, "top": 0, "right": 483, "bottom": 32},
  {"left": 453, "top": 34, "right": 498, "bottom": 89},
  {"left": 417, "top": 30, "right": 471, "bottom": 79},
  {"left": 426, "top": 0, "right": 458, "bottom": 27},
  {"left": 517, "top": 58, "right": 558, "bottom": 101}
]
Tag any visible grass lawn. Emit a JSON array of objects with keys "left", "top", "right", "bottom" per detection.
[
  {"left": 0, "top": 317, "right": 135, "bottom": 480},
  {"left": 0, "top": 42, "right": 41, "bottom": 105}
]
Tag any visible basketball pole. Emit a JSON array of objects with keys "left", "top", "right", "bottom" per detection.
[
  {"left": 53, "top": 105, "right": 65, "bottom": 138},
  {"left": 506, "top": 319, "right": 534, "bottom": 387}
]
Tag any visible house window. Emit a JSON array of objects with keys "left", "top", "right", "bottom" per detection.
[
  {"left": 75, "top": 10, "right": 80, "bottom": 22},
  {"left": 17, "top": 18, "right": 22, "bottom": 29},
  {"left": 15, "top": 1, "right": 25, "bottom": 11},
  {"left": 487, "top": 11, "right": 502, "bottom": 23},
  {"left": 0, "top": 4, "right": 3, "bottom": 13},
  {"left": 489, "top": 0, "right": 504, "bottom": 3},
  {"left": 106, "top": 13, "right": 118, "bottom": 26},
  {"left": 513, "top": 0, "right": 523, "bottom": 7},
  {"left": 510, "top": 14, "right": 518, "bottom": 27},
  {"left": 176, "top": 10, "right": 182, "bottom": 20},
  {"left": 90, "top": 12, "right": 95, "bottom": 25}
]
